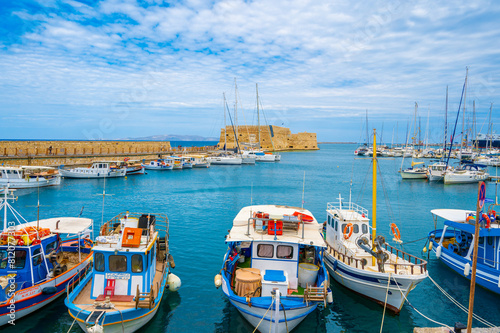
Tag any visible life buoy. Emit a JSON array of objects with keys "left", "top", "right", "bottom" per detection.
[
  {"left": 343, "top": 223, "right": 353, "bottom": 239},
  {"left": 391, "top": 223, "right": 401, "bottom": 241},
  {"left": 482, "top": 214, "right": 491, "bottom": 229}
]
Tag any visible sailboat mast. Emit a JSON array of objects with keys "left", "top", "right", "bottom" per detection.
[
  {"left": 234, "top": 78, "right": 238, "bottom": 145},
  {"left": 223, "top": 92, "right": 227, "bottom": 152},
  {"left": 366, "top": 110, "right": 369, "bottom": 146},
  {"left": 257, "top": 83, "right": 261, "bottom": 149},
  {"left": 444, "top": 86, "right": 448, "bottom": 152},
  {"left": 372, "top": 129, "right": 377, "bottom": 266},
  {"left": 461, "top": 67, "right": 468, "bottom": 156},
  {"left": 488, "top": 103, "right": 493, "bottom": 150}
]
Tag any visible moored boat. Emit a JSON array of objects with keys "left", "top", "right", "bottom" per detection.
[
  {"left": 59, "top": 161, "right": 126, "bottom": 178},
  {"left": 0, "top": 166, "right": 61, "bottom": 189},
  {"left": 216, "top": 205, "right": 328, "bottom": 333},
  {"left": 443, "top": 163, "right": 489, "bottom": 184},
  {"left": 65, "top": 212, "right": 181, "bottom": 333},
  {"left": 141, "top": 159, "right": 173, "bottom": 170},
  {"left": 428, "top": 207, "right": 500, "bottom": 294},
  {"left": 0, "top": 188, "right": 93, "bottom": 326}
]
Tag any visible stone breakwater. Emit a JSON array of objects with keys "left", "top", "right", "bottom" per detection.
[{"left": 0, "top": 140, "right": 213, "bottom": 167}]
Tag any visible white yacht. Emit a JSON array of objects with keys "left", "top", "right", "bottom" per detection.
[
  {"left": 443, "top": 163, "right": 489, "bottom": 184},
  {"left": 59, "top": 161, "right": 126, "bottom": 178},
  {"left": 427, "top": 162, "right": 449, "bottom": 182},
  {"left": 208, "top": 154, "right": 242, "bottom": 165}
]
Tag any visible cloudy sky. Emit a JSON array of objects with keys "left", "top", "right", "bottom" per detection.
[{"left": 1, "top": 0, "right": 499, "bottom": 142}]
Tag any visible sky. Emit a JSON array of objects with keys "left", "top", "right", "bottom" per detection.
[{"left": 1, "top": 0, "right": 500, "bottom": 142}]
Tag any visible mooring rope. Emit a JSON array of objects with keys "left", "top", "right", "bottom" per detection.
[
  {"left": 379, "top": 273, "right": 391, "bottom": 333},
  {"left": 252, "top": 298, "right": 275, "bottom": 333}
]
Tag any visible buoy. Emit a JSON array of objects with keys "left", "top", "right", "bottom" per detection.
[
  {"left": 436, "top": 245, "right": 442, "bottom": 258},
  {"left": 326, "top": 287, "right": 333, "bottom": 304},
  {"left": 168, "top": 273, "right": 181, "bottom": 292},
  {"left": 87, "top": 324, "right": 104, "bottom": 333},
  {"left": 464, "top": 263, "right": 471, "bottom": 277},
  {"left": 168, "top": 254, "right": 176, "bottom": 268},
  {"left": 429, "top": 242, "right": 433, "bottom": 250},
  {"left": 214, "top": 274, "right": 222, "bottom": 288},
  {"left": 42, "top": 286, "right": 57, "bottom": 294},
  {"left": 423, "top": 246, "right": 427, "bottom": 253}
]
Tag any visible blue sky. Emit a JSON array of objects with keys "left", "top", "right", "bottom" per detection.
[{"left": 1, "top": 0, "right": 500, "bottom": 142}]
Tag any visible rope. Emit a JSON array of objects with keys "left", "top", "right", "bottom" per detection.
[
  {"left": 428, "top": 275, "right": 496, "bottom": 328},
  {"left": 400, "top": 236, "right": 428, "bottom": 245},
  {"left": 66, "top": 304, "right": 94, "bottom": 333},
  {"left": 252, "top": 298, "right": 275, "bottom": 333},
  {"left": 379, "top": 273, "right": 391, "bottom": 333},
  {"left": 391, "top": 275, "right": 453, "bottom": 331},
  {"left": 280, "top": 302, "right": 289, "bottom": 333}
]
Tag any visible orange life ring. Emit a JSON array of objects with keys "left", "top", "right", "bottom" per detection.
[
  {"left": 482, "top": 214, "right": 491, "bottom": 229},
  {"left": 343, "top": 223, "right": 353, "bottom": 239},
  {"left": 391, "top": 223, "right": 401, "bottom": 241}
]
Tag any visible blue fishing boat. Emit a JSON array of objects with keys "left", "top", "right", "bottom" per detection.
[
  {"left": 141, "top": 159, "right": 173, "bottom": 170},
  {"left": 215, "top": 205, "right": 328, "bottom": 333},
  {"left": 428, "top": 208, "right": 500, "bottom": 294},
  {"left": 65, "top": 212, "right": 180, "bottom": 333},
  {"left": 0, "top": 188, "right": 93, "bottom": 326}
]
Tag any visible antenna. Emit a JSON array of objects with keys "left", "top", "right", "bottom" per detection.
[
  {"left": 301, "top": 171, "right": 305, "bottom": 209},
  {"left": 95, "top": 176, "right": 113, "bottom": 239}
]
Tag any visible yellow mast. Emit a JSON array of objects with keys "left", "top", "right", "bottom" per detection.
[{"left": 372, "top": 129, "right": 377, "bottom": 266}]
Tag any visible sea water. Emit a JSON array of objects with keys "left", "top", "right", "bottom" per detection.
[{"left": 4, "top": 144, "right": 500, "bottom": 332}]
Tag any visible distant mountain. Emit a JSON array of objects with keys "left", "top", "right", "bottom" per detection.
[{"left": 122, "top": 134, "right": 219, "bottom": 141}]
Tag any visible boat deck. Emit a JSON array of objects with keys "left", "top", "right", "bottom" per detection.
[{"left": 73, "top": 260, "right": 165, "bottom": 312}]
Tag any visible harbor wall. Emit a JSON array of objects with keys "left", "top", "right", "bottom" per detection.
[
  {"left": 217, "top": 125, "right": 319, "bottom": 151},
  {"left": 0, "top": 141, "right": 213, "bottom": 167}
]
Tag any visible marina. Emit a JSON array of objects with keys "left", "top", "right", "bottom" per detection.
[{"left": 1, "top": 143, "right": 499, "bottom": 332}]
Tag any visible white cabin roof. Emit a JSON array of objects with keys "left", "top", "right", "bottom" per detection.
[
  {"left": 14, "top": 217, "right": 93, "bottom": 234},
  {"left": 226, "top": 205, "right": 326, "bottom": 247},
  {"left": 431, "top": 209, "right": 476, "bottom": 223}
]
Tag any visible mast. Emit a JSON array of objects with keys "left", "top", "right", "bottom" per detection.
[
  {"left": 472, "top": 100, "right": 476, "bottom": 150},
  {"left": 234, "top": 78, "right": 238, "bottom": 148},
  {"left": 460, "top": 67, "right": 469, "bottom": 157},
  {"left": 366, "top": 110, "right": 369, "bottom": 146},
  {"left": 223, "top": 92, "right": 227, "bottom": 152},
  {"left": 444, "top": 86, "right": 448, "bottom": 153},
  {"left": 256, "top": 83, "right": 261, "bottom": 149},
  {"left": 488, "top": 103, "right": 493, "bottom": 150},
  {"left": 372, "top": 129, "right": 377, "bottom": 266}
]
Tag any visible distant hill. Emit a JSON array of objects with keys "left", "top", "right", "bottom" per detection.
[{"left": 122, "top": 134, "right": 219, "bottom": 141}]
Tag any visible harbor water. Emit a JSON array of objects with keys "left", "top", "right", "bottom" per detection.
[{"left": 3, "top": 144, "right": 500, "bottom": 332}]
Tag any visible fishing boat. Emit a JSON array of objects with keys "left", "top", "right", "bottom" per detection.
[
  {"left": 0, "top": 188, "right": 93, "bottom": 326},
  {"left": 323, "top": 130, "right": 428, "bottom": 314},
  {"left": 119, "top": 160, "right": 145, "bottom": 175},
  {"left": 181, "top": 157, "right": 194, "bottom": 169},
  {"left": 59, "top": 161, "right": 126, "bottom": 179},
  {"left": 191, "top": 156, "right": 210, "bottom": 168},
  {"left": 141, "top": 159, "right": 173, "bottom": 170},
  {"left": 443, "top": 163, "right": 489, "bottom": 184},
  {"left": 0, "top": 166, "right": 61, "bottom": 189},
  {"left": 427, "top": 162, "right": 449, "bottom": 182},
  {"left": 65, "top": 212, "right": 181, "bottom": 333},
  {"left": 215, "top": 205, "right": 329, "bottom": 333},
  {"left": 428, "top": 206, "right": 500, "bottom": 294}
]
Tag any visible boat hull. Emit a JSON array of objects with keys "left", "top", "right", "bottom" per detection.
[
  {"left": 0, "top": 255, "right": 92, "bottom": 326},
  {"left": 0, "top": 176, "right": 60, "bottom": 189},
  {"left": 126, "top": 166, "right": 145, "bottom": 175},
  {"left": 443, "top": 173, "right": 489, "bottom": 184},
  {"left": 209, "top": 157, "right": 242, "bottom": 165},
  {"left": 142, "top": 164, "right": 173, "bottom": 170},
  {"left": 400, "top": 171, "right": 427, "bottom": 179},
  {"left": 59, "top": 169, "right": 126, "bottom": 178},
  {"left": 324, "top": 252, "right": 426, "bottom": 313}
]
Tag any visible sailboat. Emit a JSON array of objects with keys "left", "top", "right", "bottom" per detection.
[
  {"left": 400, "top": 103, "right": 427, "bottom": 179},
  {"left": 323, "top": 129, "right": 428, "bottom": 313},
  {"left": 428, "top": 86, "right": 451, "bottom": 182},
  {"left": 209, "top": 93, "right": 243, "bottom": 166}
]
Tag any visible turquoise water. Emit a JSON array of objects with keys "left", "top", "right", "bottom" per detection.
[{"left": 3, "top": 144, "right": 500, "bottom": 332}]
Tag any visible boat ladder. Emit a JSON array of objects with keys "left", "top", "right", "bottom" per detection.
[
  {"left": 303, "top": 285, "right": 327, "bottom": 306},
  {"left": 135, "top": 285, "right": 154, "bottom": 309},
  {"left": 85, "top": 310, "right": 105, "bottom": 326}
]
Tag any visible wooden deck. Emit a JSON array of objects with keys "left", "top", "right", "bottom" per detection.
[{"left": 73, "top": 260, "right": 165, "bottom": 312}]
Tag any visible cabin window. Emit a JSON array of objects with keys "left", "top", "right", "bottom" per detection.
[
  {"left": 95, "top": 253, "right": 105, "bottom": 272},
  {"left": 276, "top": 245, "right": 294, "bottom": 259},
  {"left": 131, "top": 254, "right": 143, "bottom": 273},
  {"left": 479, "top": 237, "right": 484, "bottom": 245},
  {"left": 488, "top": 237, "right": 493, "bottom": 246},
  {"left": 32, "top": 248, "right": 43, "bottom": 266},
  {"left": 341, "top": 224, "right": 347, "bottom": 233},
  {"left": 257, "top": 244, "right": 274, "bottom": 258},
  {"left": 0, "top": 250, "right": 27, "bottom": 269},
  {"left": 362, "top": 224, "right": 368, "bottom": 234},
  {"left": 335, "top": 220, "right": 338, "bottom": 231},
  {"left": 353, "top": 224, "right": 359, "bottom": 234},
  {"left": 45, "top": 240, "right": 57, "bottom": 254},
  {"left": 109, "top": 255, "right": 127, "bottom": 272}
]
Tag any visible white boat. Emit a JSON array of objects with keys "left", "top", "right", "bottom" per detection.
[
  {"left": 217, "top": 205, "right": 328, "bottom": 333},
  {"left": 427, "top": 162, "right": 449, "bottom": 182},
  {"left": 141, "top": 159, "right": 173, "bottom": 170},
  {"left": 171, "top": 157, "right": 183, "bottom": 170},
  {"left": 400, "top": 162, "right": 427, "bottom": 179},
  {"left": 181, "top": 157, "right": 194, "bottom": 169},
  {"left": 65, "top": 212, "right": 180, "bottom": 333},
  {"left": 240, "top": 151, "right": 256, "bottom": 164},
  {"left": 443, "top": 164, "right": 489, "bottom": 184},
  {"left": 474, "top": 155, "right": 500, "bottom": 167},
  {"left": 0, "top": 166, "right": 61, "bottom": 189},
  {"left": 0, "top": 188, "right": 93, "bottom": 326},
  {"left": 324, "top": 131, "right": 428, "bottom": 313},
  {"left": 59, "top": 161, "right": 126, "bottom": 178},
  {"left": 208, "top": 154, "right": 242, "bottom": 165},
  {"left": 191, "top": 156, "right": 211, "bottom": 168}
]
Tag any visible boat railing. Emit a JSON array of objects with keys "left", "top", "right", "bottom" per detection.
[
  {"left": 383, "top": 243, "right": 427, "bottom": 274},
  {"left": 99, "top": 212, "right": 169, "bottom": 239},
  {"left": 326, "top": 245, "right": 366, "bottom": 270},
  {"left": 327, "top": 202, "right": 368, "bottom": 219},
  {"left": 66, "top": 260, "right": 93, "bottom": 300}
]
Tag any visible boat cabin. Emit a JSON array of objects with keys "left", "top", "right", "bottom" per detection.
[{"left": 325, "top": 201, "right": 370, "bottom": 248}]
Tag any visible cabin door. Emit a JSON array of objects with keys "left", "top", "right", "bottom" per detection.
[{"left": 484, "top": 237, "right": 496, "bottom": 268}]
